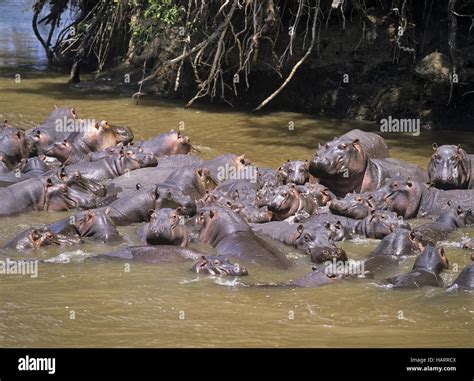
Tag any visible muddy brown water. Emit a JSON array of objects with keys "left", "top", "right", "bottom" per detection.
[{"left": 0, "top": 0, "right": 473, "bottom": 348}]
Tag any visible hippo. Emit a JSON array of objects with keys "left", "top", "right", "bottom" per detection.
[
  {"left": 57, "top": 169, "right": 108, "bottom": 198},
  {"left": 66, "top": 120, "right": 134, "bottom": 154},
  {"left": 44, "top": 139, "right": 90, "bottom": 166},
  {"left": 140, "top": 130, "right": 192, "bottom": 156},
  {"left": 352, "top": 210, "right": 410, "bottom": 239},
  {"left": 196, "top": 207, "right": 293, "bottom": 269},
  {"left": 94, "top": 245, "right": 205, "bottom": 263},
  {"left": 428, "top": 144, "right": 474, "bottom": 190},
  {"left": 160, "top": 166, "right": 217, "bottom": 200},
  {"left": 287, "top": 256, "right": 369, "bottom": 288},
  {"left": 0, "top": 156, "right": 49, "bottom": 186},
  {"left": 364, "top": 228, "right": 426, "bottom": 272},
  {"left": 268, "top": 184, "right": 318, "bottom": 220},
  {"left": 191, "top": 255, "right": 248, "bottom": 276},
  {"left": 462, "top": 238, "right": 474, "bottom": 250},
  {"left": 277, "top": 160, "right": 310, "bottom": 185},
  {"left": 142, "top": 208, "right": 188, "bottom": 246},
  {"left": 383, "top": 245, "right": 449, "bottom": 288},
  {"left": 2, "top": 227, "right": 60, "bottom": 250},
  {"left": 329, "top": 192, "right": 375, "bottom": 219},
  {"left": 309, "top": 138, "right": 428, "bottom": 197},
  {"left": 26, "top": 107, "right": 77, "bottom": 153},
  {"left": 202, "top": 154, "right": 251, "bottom": 182},
  {"left": 74, "top": 209, "right": 121, "bottom": 242},
  {"left": 0, "top": 125, "right": 29, "bottom": 167},
  {"left": 54, "top": 149, "right": 157, "bottom": 182},
  {"left": 381, "top": 177, "right": 474, "bottom": 218},
  {"left": 414, "top": 205, "right": 474, "bottom": 243},
  {"left": 0, "top": 177, "right": 97, "bottom": 217},
  {"left": 250, "top": 220, "right": 347, "bottom": 254},
  {"left": 447, "top": 257, "right": 474, "bottom": 291},
  {"left": 336, "top": 129, "right": 390, "bottom": 159}
]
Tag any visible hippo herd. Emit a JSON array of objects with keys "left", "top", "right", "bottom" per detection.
[{"left": 0, "top": 106, "right": 473, "bottom": 291}]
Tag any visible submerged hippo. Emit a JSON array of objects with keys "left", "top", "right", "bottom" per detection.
[
  {"left": 352, "top": 210, "right": 410, "bottom": 239},
  {"left": 447, "top": 256, "right": 474, "bottom": 291},
  {"left": 277, "top": 160, "right": 310, "bottom": 185},
  {"left": 44, "top": 139, "right": 90, "bottom": 166},
  {"left": 0, "top": 156, "right": 50, "bottom": 186},
  {"left": 196, "top": 207, "right": 293, "bottom": 269},
  {"left": 428, "top": 144, "right": 474, "bottom": 190},
  {"left": 383, "top": 245, "right": 449, "bottom": 289},
  {"left": 160, "top": 166, "right": 217, "bottom": 200},
  {"left": 309, "top": 138, "right": 427, "bottom": 197},
  {"left": 414, "top": 205, "right": 474, "bottom": 243},
  {"left": 364, "top": 228, "right": 426, "bottom": 272},
  {"left": 191, "top": 255, "right": 248, "bottom": 276},
  {"left": 203, "top": 154, "right": 250, "bottom": 182},
  {"left": 142, "top": 208, "right": 188, "bottom": 246},
  {"left": 2, "top": 227, "right": 60, "bottom": 250},
  {"left": 94, "top": 245, "right": 204, "bottom": 263},
  {"left": 140, "top": 130, "right": 192, "bottom": 156},
  {"left": 381, "top": 177, "right": 474, "bottom": 218}
]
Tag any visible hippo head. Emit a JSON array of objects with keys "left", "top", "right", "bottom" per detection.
[
  {"left": 196, "top": 207, "right": 249, "bottom": 246},
  {"left": 105, "top": 122, "right": 134, "bottom": 146},
  {"left": 381, "top": 177, "right": 425, "bottom": 218},
  {"left": 413, "top": 245, "right": 449, "bottom": 274},
  {"left": 44, "top": 178, "right": 97, "bottom": 211},
  {"left": 372, "top": 228, "right": 427, "bottom": 258},
  {"left": 30, "top": 129, "right": 52, "bottom": 154},
  {"left": 196, "top": 168, "right": 218, "bottom": 194},
  {"left": 310, "top": 246, "right": 348, "bottom": 264},
  {"left": 306, "top": 184, "right": 334, "bottom": 206},
  {"left": 125, "top": 148, "right": 157, "bottom": 168},
  {"left": 163, "top": 130, "right": 192, "bottom": 155},
  {"left": 16, "top": 156, "right": 48, "bottom": 173},
  {"left": 146, "top": 208, "right": 188, "bottom": 246},
  {"left": 278, "top": 160, "right": 309, "bottom": 185},
  {"left": 75, "top": 209, "right": 120, "bottom": 242},
  {"left": 438, "top": 204, "right": 474, "bottom": 228},
  {"left": 309, "top": 138, "right": 367, "bottom": 178},
  {"left": 155, "top": 187, "right": 196, "bottom": 217},
  {"left": 329, "top": 192, "right": 374, "bottom": 219},
  {"left": 28, "top": 227, "right": 60, "bottom": 248},
  {"left": 362, "top": 210, "right": 411, "bottom": 239},
  {"left": 44, "top": 140, "right": 73, "bottom": 163},
  {"left": 268, "top": 184, "right": 301, "bottom": 220},
  {"left": 57, "top": 168, "right": 107, "bottom": 197},
  {"left": 428, "top": 144, "right": 471, "bottom": 190},
  {"left": 191, "top": 255, "right": 248, "bottom": 276}
]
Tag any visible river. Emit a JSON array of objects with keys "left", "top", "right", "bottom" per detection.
[{"left": 0, "top": 0, "right": 472, "bottom": 348}]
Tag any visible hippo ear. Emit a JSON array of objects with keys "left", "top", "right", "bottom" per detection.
[
  {"left": 457, "top": 144, "right": 462, "bottom": 151},
  {"left": 63, "top": 138, "right": 68, "bottom": 144},
  {"left": 352, "top": 138, "right": 360, "bottom": 146},
  {"left": 457, "top": 206, "right": 463, "bottom": 215},
  {"left": 311, "top": 266, "right": 317, "bottom": 271},
  {"left": 287, "top": 159, "right": 291, "bottom": 162},
  {"left": 209, "top": 210, "right": 215, "bottom": 219},
  {"left": 447, "top": 199, "right": 452, "bottom": 206},
  {"left": 196, "top": 168, "right": 203, "bottom": 177},
  {"left": 149, "top": 210, "right": 156, "bottom": 221},
  {"left": 324, "top": 222, "right": 331, "bottom": 229},
  {"left": 136, "top": 183, "right": 142, "bottom": 190},
  {"left": 296, "top": 225, "right": 304, "bottom": 234},
  {"left": 46, "top": 178, "right": 53, "bottom": 187},
  {"left": 94, "top": 122, "right": 100, "bottom": 129},
  {"left": 432, "top": 143, "right": 438, "bottom": 151}
]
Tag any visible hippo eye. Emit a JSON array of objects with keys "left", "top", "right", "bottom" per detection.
[
  {"left": 61, "top": 187, "right": 68, "bottom": 193},
  {"left": 339, "top": 143, "right": 347, "bottom": 149},
  {"left": 433, "top": 154, "right": 440, "bottom": 160},
  {"left": 213, "top": 259, "right": 221, "bottom": 266},
  {"left": 304, "top": 234, "right": 311, "bottom": 241},
  {"left": 356, "top": 197, "right": 362, "bottom": 202},
  {"left": 299, "top": 168, "right": 305, "bottom": 172},
  {"left": 47, "top": 233, "right": 54, "bottom": 239},
  {"left": 282, "top": 191, "right": 288, "bottom": 197},
  {"left": 380, "top": 214, "right": 386, "bottom": 219},
  {"left": 393, "top": 183, "right": 398, "bottom": 188}
]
